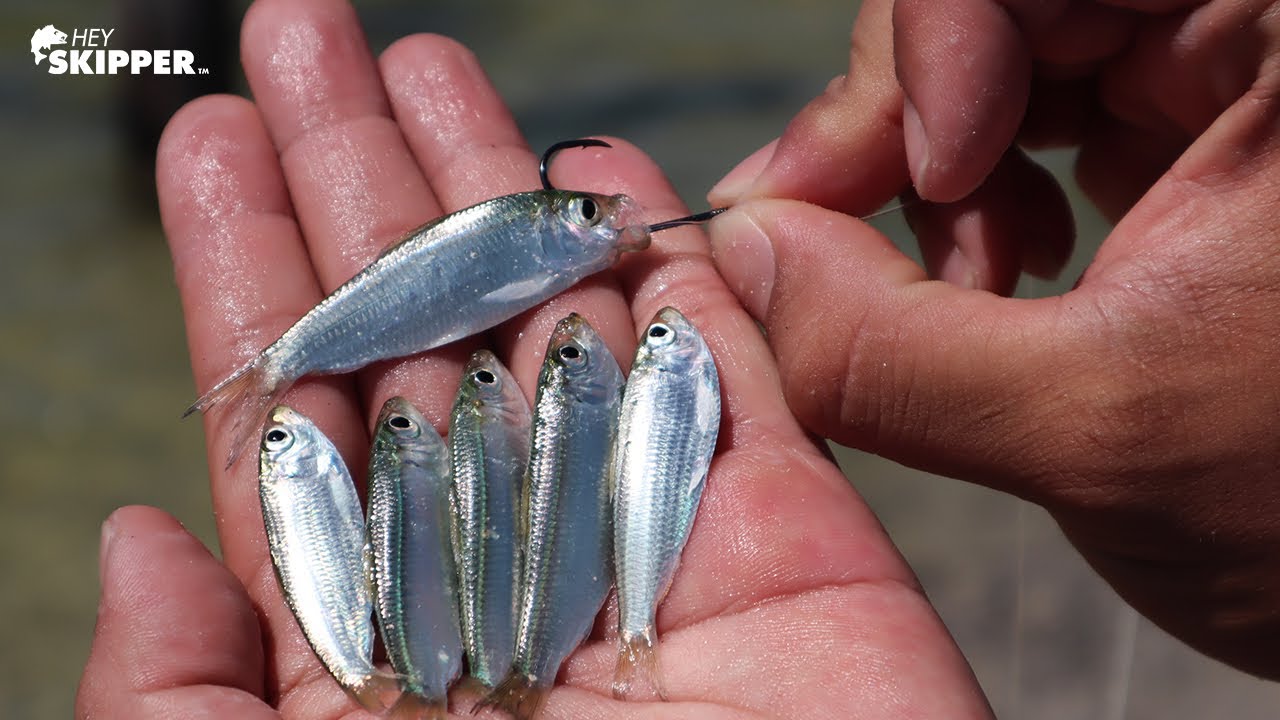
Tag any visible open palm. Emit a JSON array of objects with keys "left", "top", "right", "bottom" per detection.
[{"left": 76, "top": 1, "right": 991, "bottom": 718}]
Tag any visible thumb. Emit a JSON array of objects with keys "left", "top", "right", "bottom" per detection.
[
  {"left": 710, "top": 0, "right": 909, "bottom": 216},
  {"left": 76, "top": 506, "right": 274, "bottom": 719},
  {"left": 708, "top": 199, "right": 1098, "bottom": 501}
]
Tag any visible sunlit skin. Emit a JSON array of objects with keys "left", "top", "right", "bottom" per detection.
[
  {"left": 74, "top": 0, "right": 993, "bottom": 718},
  {"left": 708, "top": 0, "right": 1280, "bottom": 679}
]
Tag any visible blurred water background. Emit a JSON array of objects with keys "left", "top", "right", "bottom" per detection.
[{"left": 3, "top": 1, "right": 1279, "bottom": 718}]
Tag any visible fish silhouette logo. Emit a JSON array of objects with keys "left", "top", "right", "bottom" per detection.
[{"left": 31, "top": 25, "right": 68, "bottom": 65}]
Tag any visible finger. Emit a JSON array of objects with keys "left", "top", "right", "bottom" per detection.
[
  {"left": 1076, "top": 115, "right": 1184, "bottom": 222},
  {"left": 708, "top": 198, "right": 1106, "bottom": 504},
  {"left": 909, "top": 147, "right": 1075, "bottom": 292},
  {"left": 157, "top": 95, "right": 366, "bottom": 567},
  {"left": 1026, "top": 0, "right": 1138, "bottom": 73},
  {"left": 76, "top": 506, "right": 275, "bottom": 720},
  {"left": 579, "top": 139, "right": 823, "bottom": 447},
  {"left": 893, "top": 0, "right": 1058, "bottom": 201},
  {"left": 1098, "top": 0, "right": 1267, "bottom": 140},
  {"left": 242, "top": 0, "right": 473, "bottom": 431},
  {"left": 1018, "top": 74, "right": 1099, "bottom": 149},
  {"left": 1088, "top": 61, "right": 1280, "bottom": 275},
  {"left": 550, "top": 142, "right": 990, "bottom": 719},
  {"left": 554, "top": 140, "right": 922, "bottom": 643},
  {"left": 379, "top": 34, "right": 635, "bottom": 396},
  {"left": 707, "top": 138, "right": 776, "bottom": 207},
  {"left": 241, "top": 0, "right": 434, "bottom": 277},
  {"left": 716, "top": 0, "right": 910, "bottom": 215},
  {"left": 157, "top": 94, "right": 369, "bottom": 715},
  {"left": 379, "top": 34, "right": 528, "bottom": 206}
]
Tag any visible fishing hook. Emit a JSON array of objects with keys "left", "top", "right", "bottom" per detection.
[
  {"left": 540, "top": 138, "right": 727, "bottom": 232},
  {"left": 540, "top": 138, "right": 612, "bottom": 190},
  {"left": 647, "top": 207, "right": 727, "bottom": 233}
]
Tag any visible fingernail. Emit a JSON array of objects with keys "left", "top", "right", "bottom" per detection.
[
  {"left": 708, "top": 209, "right": 775, "bottom": 320},
  {"left": 98, "top": 514, "right": 120, "bottom": 586},
  {"left": 708, "top": 139, "right": 778, "bottom": 207},
  {"left": 903, "top": 97, "right": 933, "bottom": 196}
]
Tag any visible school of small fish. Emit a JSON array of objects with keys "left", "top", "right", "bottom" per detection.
[{"left": 239, "top": 141, "right": 723, "bottom": 719}]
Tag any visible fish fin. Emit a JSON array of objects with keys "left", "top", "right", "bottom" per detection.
[
  {"left": 472, "top": 671, "right": 547, "bottom": 720},
  {"left": 183, "top": 356, "right": 281, "bottom": 469},
  {"left": 385, "top": 691, "right": 448, "bottom": 720},
  {"left": 612, "top": 628, "right": 667, "bottom": 701},
  {"left": 350, "top": 670, "right": 402, "bottom": 713},
  {"left": 480, "top": 276, "right": 555, "bottom": 305},
  {"left": 454, "top": 675, "right": 490, "bottom": 697}
]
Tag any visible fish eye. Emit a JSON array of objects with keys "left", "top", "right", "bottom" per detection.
[
  {"left": 265, "top": 427, "right": 292, "bottom": 449},
  {"left": 558, "top": 342, "right": 587, "bottom": 367},
  {"left": 387, "top": 414, "right": 414, "bottom": 431},
  {"left": 474, "top": 369, "right": 497, "bottom": 386},
  {"left": 566, "top": 196, "right": 602, "bottom": 227},
  {"left": 647, "top": 323, "right": 675, "bottom": 346}
]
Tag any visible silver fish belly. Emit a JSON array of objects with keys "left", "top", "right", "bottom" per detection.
[
  {"left": 449, "top": 350, "right": 531, "bottom": 688},
  {"left": 366, "top": 397, "right": 463, "bottom": 718},
  {"left": 258, "top": 406, "right": 396, "bottom": 713},
  {"left": 478, "top": 314, "right": 623, "bottom": 720},
  {"left": 612, "top": 307, "right": 720, "bottom": 700},
  {"left": 192, "top": 190, "right": 650, "bottom": 466}
]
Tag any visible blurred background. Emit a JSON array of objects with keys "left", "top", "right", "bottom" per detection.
[{"left": 4, "top": 1, "right": 1279, "bottom": 718}]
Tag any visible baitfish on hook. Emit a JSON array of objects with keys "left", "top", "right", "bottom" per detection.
[{"left": 187, "top": 139, "right": 725, "bottom": 468}]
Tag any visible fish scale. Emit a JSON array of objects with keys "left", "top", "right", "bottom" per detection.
[
  {"left": 258, "top": 405, "right": 398, "bottom": 713},
  {"left": 612, "top": 307, "right": 720, "bottom": 701},
  {"left": 449, "top": 350, "right": 530, "bottom": 688},
  {"left": 190, "top": 189, "right": 651, "bottom": 467},
  {"left": 477, "top": 314, "right": 622, "bottom": 720},
  {"left": 366, "top": 397, "right": 463, "bottom": 719},
  {"left": 617, "top": 399, "right": 701, "bottom": 622}
]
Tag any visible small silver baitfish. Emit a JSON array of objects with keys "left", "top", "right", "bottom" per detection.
[
  {"left": 258, "top": 406, "right": 398, "bottom": 713},
  {"left": 448, "top": 350, "right": 530, "bottom": 688},
  {"left": 366, "top": 397, "right": 463, "bottom": 719},
  {"left": 186, "top": 139, "right": 723, "bottom": 467},
  {"left": 611, "top": 307, "right": 720, "bottom": 700},
  {"left": 477, "top": 314, "right": 623, "bottom": 720}
]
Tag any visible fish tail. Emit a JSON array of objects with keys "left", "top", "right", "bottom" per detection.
[
  {"left": 350, "top": 670, "right": 402, "bottom": 713},
  {"left": 183, "top": 357, "right": 281, "bottom": 468},
  {"left": 34, "top": 50, "right": 45, "bottom": 64},
  {"left": 612, "top": 627, "right": 667, "bottom": 701},
  {"left": 454, "top": 675, "right": 491, "bottom": 697},
  {"left": 472, "top": 671, "right": 547, "bottom": 720},
  {"left": 385, "top": 690, "right": 447, "bottom": 720}
]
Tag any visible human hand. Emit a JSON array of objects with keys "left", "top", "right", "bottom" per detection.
[
  {"left": 707, "top": 0, "right": 1280, "bottom": 677},
  {"left": 76, "top": 0, "right": 995, "bottom": 717}
]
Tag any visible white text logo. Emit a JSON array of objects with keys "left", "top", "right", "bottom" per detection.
[{"left": 31, "top": 25, "right": 207, "bottom": 75}]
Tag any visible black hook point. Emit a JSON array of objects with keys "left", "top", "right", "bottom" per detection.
[{"left": 540, "top": 138, "right": 612, "bottom": 191}]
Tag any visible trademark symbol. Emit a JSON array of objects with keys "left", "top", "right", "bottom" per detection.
[{"left": 198, "top": 67, "right": 209, "bottom": 74}]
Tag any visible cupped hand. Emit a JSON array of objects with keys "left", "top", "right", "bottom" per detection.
[
  {"left": 75, "top": 0, "right": 994, "bottom": 717},
  {"left": 708, "top": 0, "right": 1280, "bottom": 677}
]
